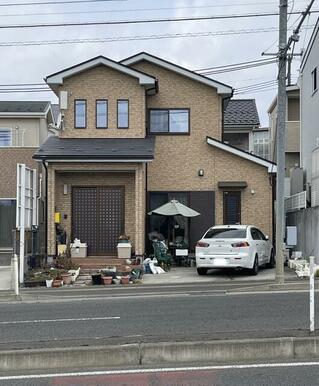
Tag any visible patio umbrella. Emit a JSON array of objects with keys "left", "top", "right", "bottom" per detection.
[{"left": 148, "top": 199, "right": 200, "bottom": 217}]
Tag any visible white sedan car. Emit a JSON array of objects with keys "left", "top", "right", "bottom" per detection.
[{"left": 195, "top": 225, "right": 274, "bottom": 276}]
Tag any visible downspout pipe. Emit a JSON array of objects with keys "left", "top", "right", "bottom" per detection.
[{"left": 42, "top": 161, "right": 48, "bottom": 257}]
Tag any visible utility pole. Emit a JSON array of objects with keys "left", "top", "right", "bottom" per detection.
[
  {"left": 275, "top": 0, "right": 315, "bottom": 284},
  {"left": 275, "top": 0, "right": 288, "bottom": 285}
]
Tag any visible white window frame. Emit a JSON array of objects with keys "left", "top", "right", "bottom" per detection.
[{"left": 0, "top": 127, "right": 12, "bottom": 147}]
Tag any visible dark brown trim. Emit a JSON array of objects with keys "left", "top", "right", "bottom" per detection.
[
  {"left": 74, "top": 99, "right": 87, "bottom": 129},
  {"left": 147, "top": 108, "right": 190, "bottom": 135},
  {"left": 218, "top": 181, "right": 248, "bottom": 189},
  {"left": 117, "top": 99, "right": 129, "bottom": 129},
  {"left": 223, "top": 190, "right": 241, "bottom": 225},
  {"left": 95, "top": 99, "right": 108, "bottom": 129}
]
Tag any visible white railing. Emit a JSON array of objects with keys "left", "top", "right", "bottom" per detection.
[{"left": 285, "top": 191, "right": 307, "bottom": 213}]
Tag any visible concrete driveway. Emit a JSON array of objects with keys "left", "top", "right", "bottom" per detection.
[{"left": 142, "top": 266, "right": 295, "bottom": 285}]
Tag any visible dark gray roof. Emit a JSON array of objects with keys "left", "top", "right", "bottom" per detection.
[
  {"left": 0, "top": 101, "right": 50, "bottom": 113},
  {"left": 33, "top": 136, "right": 155, "bottom": 161},
  {"left": 224, "top": 99, "right": 260, "bottom": 127},
  {"left": 51, "top": 104, "right": 60, "bottom": 123}
]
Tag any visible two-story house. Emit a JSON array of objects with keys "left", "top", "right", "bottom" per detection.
[
  {"left": 33, "top": 53, "right": 276, "bottom": 261},
  {"left": 223, "top": 99, "right": 270, "bottom": 160},
  {"left": 0, "top": 101, "right": 55, "bottom": 265}
]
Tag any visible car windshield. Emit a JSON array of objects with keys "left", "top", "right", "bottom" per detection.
[{"left": 204, "top": 228, "right": 247, "bottom": 239}]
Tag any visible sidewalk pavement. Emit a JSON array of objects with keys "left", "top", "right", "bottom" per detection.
[{"left": 0, "top": 266, "right": 11, "bottom": 290}]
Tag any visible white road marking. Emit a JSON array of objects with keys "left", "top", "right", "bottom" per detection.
[
  {"left": 0, "top": 316, "right": 120, "bottom": 325},
  {"left": 1, "top": 362, "right": 319, "bottom": 380}
]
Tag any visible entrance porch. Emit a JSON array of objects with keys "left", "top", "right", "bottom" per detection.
[{"left": 47, "top": 163, "right": 146, "bottom": 259}]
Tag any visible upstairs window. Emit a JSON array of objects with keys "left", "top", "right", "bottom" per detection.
[
  {"left": 96, "top": 99, "right": 108, "bottom": 128},
  {"left": 312, "top": 67, "right": 317, "bottom": 94},
  {"left": 117, "top": 100, "right": 129, "bottom": 128},
  {"left": 74, "top": 99, "right": 86, "bottom": 128},
  {"left": 149, "top": 109, "right": 189, "bottom": 134},
  {"left": 0, "top": 128, "right": 12, "bottom": 147}
]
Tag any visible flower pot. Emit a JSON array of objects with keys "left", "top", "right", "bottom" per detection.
[
  {"left": 52, "top": 279, "right": 63, "bottom": 288},
  {"left": 46, "top": 279, "right": 53, "bottom": 288},
  {"left": 121, "top": 276, "right": 130, "bottom": 285},
  {"left": 102, "top": 276, "right": 113, "bottom": 285},
  {"left": 91, "top": 273, "right": 102, "bottom": 285},
  {"left": 61, "top": 273, "right": 72, "bottom": 285}
]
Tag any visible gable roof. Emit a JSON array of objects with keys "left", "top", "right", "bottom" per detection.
[
  {"left": 33, "top": 136, "right": 155, "bottom": 162},
  {"left": 0, "top": 101, "right": 50, "bottom": 114},
  {"left": 121, "top": 52, "right": 233, "bottom": 96},
  {"left": 45, "top": 55, "right": 156, "bottom": 92},
  {"left": 206, "top": 136, "right": 276, "bottom": 173},
  {"left": 224, "top": 99, "right": 260, "bottom": 127}
]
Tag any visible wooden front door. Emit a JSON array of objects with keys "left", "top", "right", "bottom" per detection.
[{"left": 72, "top": 187, "right": 124, "bottom": 255}]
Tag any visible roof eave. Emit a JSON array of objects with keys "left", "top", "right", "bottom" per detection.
[
  {"left": 206, "top": 136, "right": 277, "bottom": 173},
  {"left": 45, "top": 56, "right": 156, "bottom": 88},
  {"left": 121, "top": 52, "right": 233, "bottom": 95}
]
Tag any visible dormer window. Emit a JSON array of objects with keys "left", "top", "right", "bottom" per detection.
[
  {"left": 74, "top": 99, "right": 86, "bottom": 128},
  {"left": 149, "top": 109, "right": 190, "bottom": 134}
]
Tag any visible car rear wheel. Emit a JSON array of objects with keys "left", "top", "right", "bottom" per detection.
[
  {"left": 197, "top": 268, "right": 208, "bottom": 276},
  {"left": 249, "top": 255, "right": 259, "bottom": 276},
  {"left": 266, "top": 249, "right": 275, "bottom": 268}
]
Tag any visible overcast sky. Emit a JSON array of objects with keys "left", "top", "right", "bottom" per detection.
[{"left": 0, "top": 0, "right": 317, "bottom": 126}]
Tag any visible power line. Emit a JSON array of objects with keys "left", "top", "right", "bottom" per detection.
[
  {"left": 197, "top": 58, "right": 275, "bottom": 72},
  {"left": 0, "top": 25, "right": 313, "bottom": 48},
  {"left": 0, "top": 1, "right": 304, "bottom": 18},
  {"left": 0, "top": 0, "right": 124, "bottom": 7},
  {"left": 0, "top": 9, "right": 318, "bottom": 29}
]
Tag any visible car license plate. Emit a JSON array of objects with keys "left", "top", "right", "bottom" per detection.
[{"left": 214, "top": 258, "right": 227, "bottom": 266}]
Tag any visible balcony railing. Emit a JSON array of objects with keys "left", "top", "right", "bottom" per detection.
[{"left": 285, "top": 191, "right": 307, "bottom": 213}]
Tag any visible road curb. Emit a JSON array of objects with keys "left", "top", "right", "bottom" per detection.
[{"left": 1, "top": 336, "right": 319, "bottom": 372}]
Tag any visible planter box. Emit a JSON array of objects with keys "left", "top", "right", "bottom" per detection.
[
  {"left": 91, "top": 274, "right": 102, "bottom": 285},
  {"left": 24, "top": 280, "right": 46, "bottom": 288},
  {"left": 52, "top": 279, "right": 63, "bottom": 288},
  {"left": 121, "top": 276, "right": 130, "bottom": 285}
]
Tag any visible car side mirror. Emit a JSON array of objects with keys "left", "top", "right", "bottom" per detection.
[{"left": 265, "top": 235, "right": 269, "bottom": 240}]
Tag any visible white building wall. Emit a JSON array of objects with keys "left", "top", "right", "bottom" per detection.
[{"left": 300, "top": 24, "right": 319, "bottom": 185}]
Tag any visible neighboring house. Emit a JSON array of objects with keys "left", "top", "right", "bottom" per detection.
[
  {"left": 33, "top": 52, "right": 276, "bottom": 260},
  {"left": 0, "top": 101, "right": 55, "bottom": 265},
  {"left": 223, "top": 99, "right": 270, "bottom": 160},
  {"left": 268, "top": 85, "right": 300, "bottom": 176},
  {"left": 300, "top": 17, "right": 319, "bottom": 188},
  {"left": 285, "top": 19, "right": 319, "bottom": 257}
]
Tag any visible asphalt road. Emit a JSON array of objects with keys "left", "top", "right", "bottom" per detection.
[
  {"left": 1, "top": 362, "right": 319, "bottom": 386},
  {"left": 0, "top": 291, "right": 317, "bottom": 346}
]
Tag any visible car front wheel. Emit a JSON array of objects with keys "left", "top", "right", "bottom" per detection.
[
  {"left": 249, "top": 255, "right": 259, "bottom": 276},
  {"left": 197, "top": 267, "right": 208, "bottom": 276}
]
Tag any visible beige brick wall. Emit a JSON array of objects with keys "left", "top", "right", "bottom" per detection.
[
  {"left": 58, "top": 65, "right": 146, "bottom": 138},
  {"left": 132, "top": 61, "right": 273, "bottom": 237},
  {"left": 0, "top": 148, "right": 38, "bottom": 198}
]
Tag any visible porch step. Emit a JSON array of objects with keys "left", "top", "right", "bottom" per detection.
[{"left": 72, "top": 257, "right": 128, "bottom": 269}]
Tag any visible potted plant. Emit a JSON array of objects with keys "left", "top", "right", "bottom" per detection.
[
  {"left": 91, "top": 271, "right": 102, "bottom": 285},
  {"left": 118, "top": 234, "right": 130, "bottom": 244},
  {"left": 60, "top": 271, "right": 72, "bottom": 285},
  {"left": 101, "top": 276, "right": 113, "bottom": 285}
]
